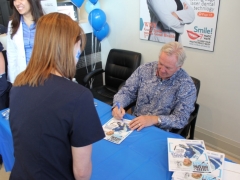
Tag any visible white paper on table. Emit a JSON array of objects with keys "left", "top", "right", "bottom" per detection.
[{"left": 223, "top": 161, "right": 240, "bottom": 179}]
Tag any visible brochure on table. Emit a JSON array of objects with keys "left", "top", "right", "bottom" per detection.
[
  {"left": 172, "top": 161, "right": 240, "bottom": 180},
  {"left": 172, "top": 150, "right": 225, "bottom": 180},
  {"left": 168, "top": 138, "right": 211, "bottom": 173},
  {"left": 102, "top": 118, "right": 133, "bottom": 144}
]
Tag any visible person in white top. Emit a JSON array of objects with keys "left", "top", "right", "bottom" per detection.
[{"left": 7, "top": 0, "right": 43, "bottom": 83}]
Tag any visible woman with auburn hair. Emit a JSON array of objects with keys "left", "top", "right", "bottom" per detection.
[
  {"left": 7, "top": 0, "right": 44, "bottom": 83},
  {"left": 9, "top": 13, "right": 105, "bottom": 180}
]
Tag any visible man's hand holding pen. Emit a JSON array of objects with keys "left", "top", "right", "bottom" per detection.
[{"left": 112, "top": 102, "right": 125, "bottom": 120}]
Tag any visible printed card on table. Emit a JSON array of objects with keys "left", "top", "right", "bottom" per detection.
[
  {"left": 172, "top": 150, "right": 225, "bottom": 180},
  {"left": 102, "top": 118, "right": 133, "bottom": 144},
  {"left": 168, "top": 138, "right": 211, "bottom": 173}
]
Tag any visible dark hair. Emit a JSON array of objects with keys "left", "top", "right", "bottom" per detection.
[
  {"left": 14, "top": 13, "right": 86, "bottom": 87},
  {"left": 9, "top": 0, "right": 43, "bottom": 39}
]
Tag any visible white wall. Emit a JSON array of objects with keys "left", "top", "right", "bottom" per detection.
[{"left": 99, "top": 0, "right": 240, "bottom": 157}]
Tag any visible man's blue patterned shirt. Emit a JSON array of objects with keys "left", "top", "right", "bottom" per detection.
[{"left": 113, "top": 61, "right": 197, "bottom": 130}]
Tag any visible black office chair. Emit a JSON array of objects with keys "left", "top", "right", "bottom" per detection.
[
  {"left": 83, "top": 49, "right": 141, "bottom": 105},
  {"left": 170, "top": 76, "right": 200, "bottom": 139}
]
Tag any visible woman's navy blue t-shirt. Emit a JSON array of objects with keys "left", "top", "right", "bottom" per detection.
[{"left": 9, "top": 74, "right": 105, "bottom": 180}]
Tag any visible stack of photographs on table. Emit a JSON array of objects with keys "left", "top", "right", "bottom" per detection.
[{"left": 168, "top": 138, "right": 225, "bottom": 180}]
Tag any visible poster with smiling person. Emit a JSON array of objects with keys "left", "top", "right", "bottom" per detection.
[{"left": 140, "top": 0, "right": 220, "bottom": 52}]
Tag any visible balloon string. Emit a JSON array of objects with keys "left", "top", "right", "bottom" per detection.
[
  {"left": 83, "top": 49, "right": 92, "bottom": 88},
  {"left": 90, "top": 36, "right": 98, "bottom": 89},
  {"left": 92, "top": 36, "right": 97, "bottom": 70},
  {"left": 98, "top": 41, "right": 101, "bottom": 54},
  {"left": 83, "top": 50, "right": 88, "bottom": 74},
  {"left": 89, "top": 12, "right": 94, "bottom": 89},
  {"left": 97, "top": 41, "right": 101, "bottom": 70},
  {"left": 91, "top": 16, "right": 94, "bottom": 71}
]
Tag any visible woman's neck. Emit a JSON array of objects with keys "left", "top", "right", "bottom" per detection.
[
  {"left": 51, "top": 70, "right": 70, "bottom": 80},
  {"left": 23, "top": 14, "right": 34, "bottom": 27},
  {"left": 51, "top": 70, "right": 62, "bottom": 77}
]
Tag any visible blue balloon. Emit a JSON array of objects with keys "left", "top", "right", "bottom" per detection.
[
  {"left": 88, "top": 9, "right": 106, "bottom": 31},
  {"left": 93, "top": 23, "right": 110, "bottom": 41},
  {"left": 89, "top": 0, "right": 98, "bottom": 5},
  {"left": 85, "top": 1, "right": 101, "bottom": 14},
  {"left": 71, "top": 0, "right": 84, "bottom": 8}
]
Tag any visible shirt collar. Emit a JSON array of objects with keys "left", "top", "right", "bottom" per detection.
[{"left": 21, "top": 16, "right": 36, "bottom": 29}]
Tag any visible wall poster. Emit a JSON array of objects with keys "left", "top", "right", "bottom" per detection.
[{"left": 140, "top": 0, "right": 220, "bottom": 51}]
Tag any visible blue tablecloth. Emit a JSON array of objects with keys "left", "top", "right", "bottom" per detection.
[
  {"left": 0, "top": 99, "right": 183, "bottom": 179},
  {"left": 91, "top": 112, "right": 183, "bottom": 180},
  {"left": 0, "top": 108, "right": 14, "bottom": 172},
  {"left": 94, "top": 99, "right": 112, "bottom": 118}
]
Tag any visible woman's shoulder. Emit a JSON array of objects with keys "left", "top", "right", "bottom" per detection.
[{"left": 50, "top": 75, "right": 91, "bottom": 96}]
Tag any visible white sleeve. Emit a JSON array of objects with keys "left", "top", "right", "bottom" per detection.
[
  {"left": 147, "top": 0, "right": 184, "bottom": 33},
  {"left": 6, "top": 21, "right": 17, "bottom": 83},
  {"left": 175, "top": 0, "right": 195, "bottom": 24}
]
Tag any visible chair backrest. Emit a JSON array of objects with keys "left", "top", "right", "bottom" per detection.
[
  {"left": 170, "top": 76, "right": 201, "bottom": 139},
  {"left": 105, "top": 49, "right": 141, "bottom": 89},
  {"left": 191, "top": 76, "right": 200, "bottom": 99},
  {"left": 181, "top": 76, "right": 201, "bottom": 139}
]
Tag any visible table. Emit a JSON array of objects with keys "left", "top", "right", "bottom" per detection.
[
  {"left": 91, "top": 112, "right": 182, "bottom": 180},
  {"left": 0, "top": 99, "right": 183, "bottom": 179}
]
